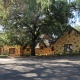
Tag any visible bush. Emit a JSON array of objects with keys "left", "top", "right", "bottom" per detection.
[
  {"left": 0, "top": 54, "right": 8, "bottom": 58},
  {"left": 54, "top": 51, "right": 80, "bottom": 57}
]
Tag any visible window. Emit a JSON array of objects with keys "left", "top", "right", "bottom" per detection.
[
  {"left": 27, "top": 48, "right": 30, "bottom": 51},
  {"left": 75, "top": 32, "right": 78, "bottom": 37},
  {"left": 40, "top": 46, "right": 44, "bottom": 49},
  {"left": 51, "top": 46, "right": 54, "bottom": 51},
  {"left": 9, "top": 48, "right": 15, "bottom": 54},
  {"left": 64, "top": 44, "right": 72, "bottom": 52}
]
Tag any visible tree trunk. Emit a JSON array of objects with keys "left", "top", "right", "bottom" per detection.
[{"left": 31, "top": 37, "right": 36, "bottom": 56}]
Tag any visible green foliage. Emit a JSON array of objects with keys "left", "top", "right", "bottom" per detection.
[
  {"left": 54, "top": 50, "right": 80, "bottom": 57},
  {"left": 0, "top": 0, "right": 75, "bottom": 45},
  {"left": 0, "top": 0, "right": 79, "bottom": 56},
  {"left": 43, "top": 0, "right": 73, "bottom": 36},
  {"left": 0, "top": 32, "right": 7, "bottom": 46}
]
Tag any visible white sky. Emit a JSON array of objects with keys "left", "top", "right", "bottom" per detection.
[
  {"left": 69, "top": 10, "right": 80, "bottom": 27},
  {"left": 0, "top": 25, "right": 3, "bottom": 31}
]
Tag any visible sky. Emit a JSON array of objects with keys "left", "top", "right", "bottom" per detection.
[
  {"left": 67, "top": 0, "right": 80, "bottom": 27},
  {"left": 69, "top": 11, "right": 80, "bottom": 27},
  {"left": 0, "top": 25, "right": 3, "bottom": 31}
]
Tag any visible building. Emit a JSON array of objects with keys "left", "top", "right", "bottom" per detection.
[
  {"left": 51, "top": 27, "right": 80, "bottom": 54},
  {"left": 1, "top": 27, "right": 80, "bottom": 56},
  {"left": 0, "top": 45, "right": 21, "bottom": 57}
]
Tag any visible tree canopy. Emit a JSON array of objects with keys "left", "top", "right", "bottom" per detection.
[{"left": 0, "top": 0, "right": 79, "bottom": 56}]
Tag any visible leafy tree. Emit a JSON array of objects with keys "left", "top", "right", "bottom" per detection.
[
  {"left": 0, "top": 0, "right": 78, "bottom": 56},
  {"left": 0, "top": 0, "right": 48, "bottom": 56},
  {"left": 0, "top": 0, "right": 28, "bottom": 45},
  {"left": 0, "top": 31, "right": 7, "bottom": 46},
  {"left": 43, "top": 0, "right": 73, "bottom": 36}
]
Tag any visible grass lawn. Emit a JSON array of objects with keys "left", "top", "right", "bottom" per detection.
[{"left": 0, "top": 54, "right": 8, "bottom": 58}]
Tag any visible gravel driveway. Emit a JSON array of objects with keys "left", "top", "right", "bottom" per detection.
[{"left": 0, "top": 56, "right": 80, "bottom": 80}]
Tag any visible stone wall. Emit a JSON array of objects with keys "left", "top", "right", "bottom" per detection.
[{"left": 51, "top": 30, "right": 80, "bottom": 54}]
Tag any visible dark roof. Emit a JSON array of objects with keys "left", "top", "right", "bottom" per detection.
[{"left": 50, "top": 26, "right": 80, "bottom": 46}]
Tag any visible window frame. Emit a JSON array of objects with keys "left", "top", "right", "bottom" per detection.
[
  {"left": 26, "top": 48, "right": 30, "bottom": 51},
  {"left": 9, "top": 48, "right": 15, "bottom": 54},
  {"left": 64, "top": 44, "right": 72, "bottom": 52},
  {"left": 40, "top": 46, "right": 44, "bottom": 49}
]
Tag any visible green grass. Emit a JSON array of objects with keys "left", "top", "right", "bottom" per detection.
[
  {"left": 54, "top": 51, "right": 80, "bottom": 57},
  {"left": 0, "top": 55, "right": 8, "bottom": 58}
]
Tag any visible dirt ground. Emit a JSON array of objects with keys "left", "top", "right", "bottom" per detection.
[{"left": 0, "top": 56, "right": 80, "bottom": 80}]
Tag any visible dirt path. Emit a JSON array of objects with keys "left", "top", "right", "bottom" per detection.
[{"left": 0, "top": 56, "right": 80, "bottom": 80}]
